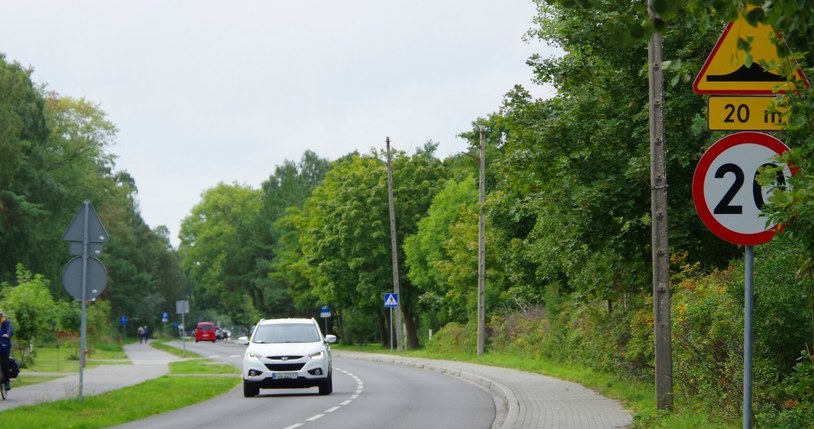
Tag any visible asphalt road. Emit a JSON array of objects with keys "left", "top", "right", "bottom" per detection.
[{"left": 110, "top": 341, "right": 495, "bottom": 429}]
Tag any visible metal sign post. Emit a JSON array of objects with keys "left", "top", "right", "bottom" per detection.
[
  {"left": 61, "top": 201, "right": 108, "bottom": 403},
  {"left": 744, "top": 246, "right": 755, "bottom": 428},
  {"left": 320, "top": 306, "right": 331, "bottom": 335},
  {"left": 176, "top": 300, "right": 189, "bottom": 353}
]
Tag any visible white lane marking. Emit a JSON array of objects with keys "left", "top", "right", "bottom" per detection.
[{"left": 281, "top": 367, "right": 363, "bottom": 429}]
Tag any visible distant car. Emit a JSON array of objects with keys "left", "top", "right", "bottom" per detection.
[
  {"left": 194, "top": 322, "right": 217, "bottom": 343},
  {"left": 242, "top": 318, "right": 337, "bottom": 397}
]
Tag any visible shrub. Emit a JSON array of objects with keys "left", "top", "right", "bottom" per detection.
[{"left": 426, "top": 321, "right": 476, "bottom": 354}]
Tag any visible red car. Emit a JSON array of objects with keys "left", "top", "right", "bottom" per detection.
[{"left": 194, "top": 322, "right": 217, "bottom": 343}]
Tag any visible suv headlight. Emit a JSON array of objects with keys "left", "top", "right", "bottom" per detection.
[
  {"left": 309, "top": 350, "right": 324, "bottom": 360},
  {"left": 246, "top": 351, "right": 262, "bottom": 361}
]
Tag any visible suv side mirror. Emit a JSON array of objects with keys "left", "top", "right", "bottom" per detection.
[
  {"left": 325, "top": 334, "right": 337, "bottom": 344},
  {"left": 237, "top": 336, "right": 249, "bottom": 345}
]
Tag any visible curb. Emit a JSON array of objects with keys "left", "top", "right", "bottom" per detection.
[{"left": 334, "top": 351, "right": 516, "bottom": 429}]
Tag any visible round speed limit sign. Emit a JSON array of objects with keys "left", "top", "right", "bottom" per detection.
[{"left": 692, "top": 132, "right": 793, "bottom": 245}]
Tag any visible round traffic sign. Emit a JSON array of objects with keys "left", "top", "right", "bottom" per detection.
[
  {"left": 62, "top": 256, "right": 108, "bottom": 300},
  {"left": 692, "top": 132, "right": 792, "bottom": 245}
]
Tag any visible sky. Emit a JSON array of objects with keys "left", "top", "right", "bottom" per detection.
[{"left": 0, "top": 1, "right": 558, "bottom": 248}]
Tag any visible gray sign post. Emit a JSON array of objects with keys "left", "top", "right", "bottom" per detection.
[
  {"left": 176, "top": 300, "right": 189, "bottom": 352},
  {"left": 62, "top": 200, "right": 108, "bottom": 402}
]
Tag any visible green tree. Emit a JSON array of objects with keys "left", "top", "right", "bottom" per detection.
[
  {"left": 405, "top": 176, "right": 477, "bottom": 328},
  {"left": 0, "top": 265, "right": 56, "bottom": 366},
  {"left": 179, "top": 182, "right": 262, "bottom": 324},
  {"left": 252, "top": 151, "right": 330, "bottom": 316}
]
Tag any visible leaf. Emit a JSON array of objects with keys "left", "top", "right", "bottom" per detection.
[{"left": 737, "top": 37, "right": 752, "bottom": 53}]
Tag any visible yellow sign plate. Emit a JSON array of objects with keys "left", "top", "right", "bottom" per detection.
[
  {"left": 693, "top": 10, "right": 809, "bottom": 94},
  {"left": 707, "top": 96, "right": 787, "bottom": 130}
]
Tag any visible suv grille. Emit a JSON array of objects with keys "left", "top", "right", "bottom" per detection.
[{"left": 265, "top": 363, "right": 305, "bottom": 371}]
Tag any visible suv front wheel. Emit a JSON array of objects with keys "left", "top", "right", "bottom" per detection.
[
  {"left": 318, "top": 372, "right": 333, "bottom": 395},
  {"left": 243, "top": 380, "right": 260, "bottom": 397}
]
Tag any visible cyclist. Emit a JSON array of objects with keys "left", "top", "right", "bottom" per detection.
[{"left": 0, "top": 310, "right": 13, "bottom": 391}]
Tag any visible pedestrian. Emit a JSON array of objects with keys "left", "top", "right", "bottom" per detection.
[
  {"left": 0, "top": 310, "right": 13, "bottom": 391},
  {"left": 137, "top": 325, "right": 145, "bottom": 344}
]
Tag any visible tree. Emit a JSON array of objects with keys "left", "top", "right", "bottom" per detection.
[
  {"left": 252, "top": 151, "right": 331, "bottom": 316},
  {"left": 405, "top": 175, "right": 477, "bottom": 328},
  {"left": 0, "top": 265, "right": 56, "bottom": 366},
  {"left": 179, "top": 182, "right": 262, "bottom": 324},
  {"left": 297, "top": 144, "right": 445, "bottom": 347}
]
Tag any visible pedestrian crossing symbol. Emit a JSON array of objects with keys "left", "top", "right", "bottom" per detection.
[{"left": 384, "top": 293, "right": 399, "bottom": 308}]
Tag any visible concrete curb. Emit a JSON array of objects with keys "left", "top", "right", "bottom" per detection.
[{"left": 334, "top": 351, "right": 516, "bottom": 429}]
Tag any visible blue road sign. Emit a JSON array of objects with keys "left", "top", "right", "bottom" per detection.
[
  {"left": 384, "top": 293, "right": 399, "bottom": 308},
  {"left": 119, "top": 315, "right": 128, "bottom": 326},
  {"left": 162, "top": 312, "right": 169, "bottom": 323},
  {"left": 320, "top": 306, "right": 331, "bottom": 318}
]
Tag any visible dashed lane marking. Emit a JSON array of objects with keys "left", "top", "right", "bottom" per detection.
[{"left": 278, "top": 367, "right": 364, "bottom": 429}]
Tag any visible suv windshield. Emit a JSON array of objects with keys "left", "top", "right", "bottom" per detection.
[{"left": 252, "top": 323, "right": 320, "bottom": 344}]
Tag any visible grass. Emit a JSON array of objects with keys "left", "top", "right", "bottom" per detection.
[
  {"left": 333, "top": 344, "right": 739, "bottom": 428},
  {"left": 23, "top": 342, "right": 129, "bottom": 374},
  {"left": 150, "top": 340, "right": 204, "bottom": 358},
  {"left": 0, "top": 376, "right": 240, "bottom": 428},
  {"left": 169, "top": 359, "right": 239, "bottom": 375},
  {"left": 0, "top": 343, "right": 240, "bottom": 429}
]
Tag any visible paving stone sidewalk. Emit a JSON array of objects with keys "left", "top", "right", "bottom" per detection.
[{"left": 334, "top": 351, "right": 633, "bottom": 429}]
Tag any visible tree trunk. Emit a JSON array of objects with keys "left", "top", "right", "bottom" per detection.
[
  {"left": 402, "top": 304, "right": 418, "bottom": 349},
  {"left": 376, "top": 308, "right": 388, "bottom": 347}
]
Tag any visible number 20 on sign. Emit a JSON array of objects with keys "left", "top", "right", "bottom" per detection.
[{"left": 692, "top": 132, "right": 793, "bottom": 245}]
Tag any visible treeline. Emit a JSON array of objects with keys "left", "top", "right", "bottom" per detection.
[
  {"left": 178, "top": 1, "right": 814, "bottom": 425},
  {"left": 0, "top": 54, "right": 184, "bottom": 337},
  {"left": 3, "top": 0, "right": 814, "bottom": 425}
]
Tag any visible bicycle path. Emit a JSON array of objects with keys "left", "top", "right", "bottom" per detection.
[{"left": 0, "top": 342, "right": 180, "bottom": 411}]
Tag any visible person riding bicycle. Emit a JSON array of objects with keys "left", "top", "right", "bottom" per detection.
[{"left": 0, "top": 310, "right": 13, "bottom": 391}]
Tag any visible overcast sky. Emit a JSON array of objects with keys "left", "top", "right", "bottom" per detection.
[{"left": 0, "top": 1, "right": 558, "bottom": 248}]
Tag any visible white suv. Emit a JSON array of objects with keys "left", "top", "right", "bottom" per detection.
[{"left": 242, "top": 318, "right": 337, "bottom": 397}]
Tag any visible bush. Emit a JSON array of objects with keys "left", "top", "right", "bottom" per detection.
[{"left": 426, "top": 321, "right": 476, "bottom": 354}]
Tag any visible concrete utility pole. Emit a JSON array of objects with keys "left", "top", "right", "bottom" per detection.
[
  {"left": 648, "top": 2, "right": 673, "bottom": 411},
  {"left": 477, "top": 129, "right": 486, "bottom": 356},
  {"left": 386, "top": 137, "right": 404, "bottom": 351}
]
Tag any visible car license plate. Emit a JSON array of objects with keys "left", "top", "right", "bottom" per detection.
[{"left": 272, "top": 372, "right": 298, "bottom": 380}]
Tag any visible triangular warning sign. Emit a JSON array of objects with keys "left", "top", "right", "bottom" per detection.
[
  {"left": 693, "top": 11, "right": 809, "bottom": 95},
  {"left": 384, "top": 293, "right": 398, "bottom": 307}
]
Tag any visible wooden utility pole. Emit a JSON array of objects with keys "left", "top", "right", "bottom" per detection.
[
  {"left": 386, "top": 137, "right": 403, "bottom": 351},
  {"left": 648, "top": 2, "right": 673, "bottom": 410},
  {"left": 477, "top": 129, "right": 486, "bottom": 356}
]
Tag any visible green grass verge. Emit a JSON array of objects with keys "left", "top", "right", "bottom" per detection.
[
  {"left": 333, "top": 344, "right": 737, "bottom": 428},
  {"left": 150, "top": 340, "right": 204, "bottom": 359},
  {"left": 25, "top": 344, "right": 129, "bottom": 374},
  {"left": 0, "top": 353, "right": 240, "bottom": 428},
  {"left": 0, "top": 376, "right": 240, "bottom": 428},
  {"left": 169, "top": 359, "right": 239, "bottom": 375}
]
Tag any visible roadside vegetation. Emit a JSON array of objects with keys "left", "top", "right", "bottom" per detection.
[{"left": 2, "top": 1, "right": 814, "bottom": 428}]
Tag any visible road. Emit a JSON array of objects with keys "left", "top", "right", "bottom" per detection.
[{"left": 111, "top": 340, "right": 495, "bottom": 429}]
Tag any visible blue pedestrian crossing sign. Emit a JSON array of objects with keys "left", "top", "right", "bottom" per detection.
[{"left": 384, "top": 293, "right": 399, "bottom": 308}]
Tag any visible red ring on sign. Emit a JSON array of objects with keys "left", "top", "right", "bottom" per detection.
[{"left": 692, "top": 132, "right": 791, "bottom": 245}]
